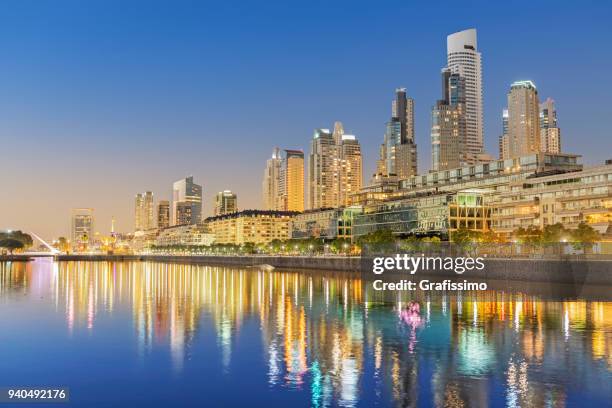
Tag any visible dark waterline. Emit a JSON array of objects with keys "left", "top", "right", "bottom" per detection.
[{"left": 0, "top": 259, "right": 611, "bottom": 407}]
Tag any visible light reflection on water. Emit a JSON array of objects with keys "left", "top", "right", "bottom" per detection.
[{"left": 0, "top": 259, "right": 611, "bottom": 407}]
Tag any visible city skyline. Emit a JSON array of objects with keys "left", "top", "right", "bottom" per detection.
[{"left": 1, "top": 1, "right": 611, "bottom": 239}]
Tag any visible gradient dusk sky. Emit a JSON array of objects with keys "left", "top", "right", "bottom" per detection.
[{"left": 1, "top": 0, "right": 611, "bottom": 240}]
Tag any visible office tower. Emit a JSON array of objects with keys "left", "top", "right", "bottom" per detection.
[
  {"left": 379, "top": 89, "right": 417, "bottom": 179},
  {"left": 499, "top": 109, "right": 509, "bottom": 159},
  {"left": 507, "top": 80, "right": 540, "bottom": 158},
  {"left": 71, "top": 208, "right": 94, "bottom": 245},
  {"left": 308, "top": 123, "right": 362, "bottom": 209},
  {"left": 447, "top": 28, "right": 483, "bottom": 158},
  {"left": 431, "top": 68, "right": 467, "bottom": 171},
  {"left": 157, "top": 200, "right": 170, "bottom": 229},
  {"left": 262, "top": 147, "right": 282, "bottom": 210},
  {"left": 280, "top": 150, "right": 304, "bottom": 212},
  {"left": 214, "top": 190, "right": 238, "bottom": 215},
  {"left": 134, "top": 191, "right": 154, "bottom": 231},
  {"left": 540, "top": 97, "right": 561, "bottom": 154},
  {"left": 172, "top": 176, "right": 202, "bottom": 225}
]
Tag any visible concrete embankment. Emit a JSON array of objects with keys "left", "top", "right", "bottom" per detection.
[{"left": 48, "top": 254, "right": 612, "bottom": 285}]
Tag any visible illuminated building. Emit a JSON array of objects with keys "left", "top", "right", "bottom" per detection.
[
  {"left": 134, "top": 191, "right": 154, "bottom": 232},
  {"left": 540, "top": 98, "right": 561, "bottom": 154},
  {"left": 308, "top": 123, "right": 363, "bottom": 209},
  {"left": 214, "top": 190, "right": 238, "bottom": 216},
  {"left": 280, "top": 150, "right": 304, "bottom": 212},
  {"left": 155, "top": 224, "right": 215, "bottom": 247},
  {"left": 290, "top": 206, "right": 363, "bottom": 241},
  {"left": 506, "top": 80, "right": 541, "bottom": 158},
  {"left": 378, "top": 88, "right": 417, "bottom": 179},
  {"left": 203, "top": 210, "right": 298, "bottom": 245},
  {"left": 172, "top": 176, "right": 202, "bottom": 225},
  {"left": 263, "top": 148, "right": 305, "bottom": 212},
  {"left": 491, "top": 161, "right": 612, "bottom": 234},
  {"left": 447, "top": 28, "right": 483, "bottom": 159},
  {"left": 353, "top": 153, "right": 582, "bottom": 238},
  {"left": 157, "top": 200, "right": 170, "bottom": 229},
  {"left": 431, "top": 68, "right": 467, "bottom": 171},
  {"left": 262, "top": 147, "right": 282, "bottom": 210},
  {"left": 71, "top": 208, "right": 94, "bottom": 249}
]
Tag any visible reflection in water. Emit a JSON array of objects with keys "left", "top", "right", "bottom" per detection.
[{"left": 1, "top": 260, "right": 612, "bottom": 407}]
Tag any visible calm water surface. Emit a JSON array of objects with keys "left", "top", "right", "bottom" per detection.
[{"left": 1, "top": 259, "right": 611, "bottom": 407}]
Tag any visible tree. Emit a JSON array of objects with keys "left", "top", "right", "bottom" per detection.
[
  {"left": 357, "top": 229, "right": 396, "bottom": 254},
  {"left": 0, "top": 239, "right": 24, "bottom": 254},
  {"left": 542, "top": 223, "right": 568, "bottom": 244},
  {"left": 570, "top": 222, "right": 600, "bottom": 253},
  {"left": 0, "top": 230, "right": 33, "bottom": 253}
]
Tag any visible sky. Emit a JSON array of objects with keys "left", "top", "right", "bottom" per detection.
[{"left": 1, "top": 0, "right": 611, "bottom": 241}]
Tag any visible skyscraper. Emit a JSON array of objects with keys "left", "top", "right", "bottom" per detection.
[
  {"left": 506, "top": 80, "right": 540, "bottom": 158},
  {"left": 499, "top": 109, "right": 509, "bottom": 159},
  {"left": 379, "top": 89, "right": 417, "bottom": 179},
  {"left": 338, "top": 133, "right": 362, "bottom": 207},
  {"left": 214, "top": 190, "right": 238, "bottom": 215},
  {"left": 447, "top": 29, "right": 483, "bottom": 159},
  {"left": 71, "top": 208, "right": 94, "bottom": 246},
  {"left": 309, "top": 122, "right": 362, "bottom": 209},
  {"left": 263, "top": 147, "right": 304, "bottom": 212},
  {"left": 540, "top": 97, "right": 561, "bottom": 154},
  {"left": 172, "top": 176, "right": 202, "bottom": 225},
  {"left": 157, "top": 200, "right": 170, "bottom": 229},
  {"left": 280, "top": 150, "right": 304, "bottom": 212},
  {"left": 134, "top": 191, "right": 154, "bottom": 231},
  {"left": 431, "top": 68, "right": 467, "bottom": 171},
  {"left": 262, "top": 147, "right": 282, "bottom": 210},
  {"left": 309, "top": 128, "right": 337, "bottom": 209}
]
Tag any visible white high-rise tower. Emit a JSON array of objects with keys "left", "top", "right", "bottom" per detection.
[{"left": 447, "top": 28, "right": 483, "bottom": 160}]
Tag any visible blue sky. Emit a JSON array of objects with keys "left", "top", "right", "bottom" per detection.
[{"left": 1, "top": 0, "right": 611, "bottom": 239}]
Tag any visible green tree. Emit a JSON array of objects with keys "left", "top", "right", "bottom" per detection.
[
  {"left": 570, "top": 222, "right": 600, "bottom": 253},
  {"left": 0, "top": 239, "right": 24, "bottom": 254}
]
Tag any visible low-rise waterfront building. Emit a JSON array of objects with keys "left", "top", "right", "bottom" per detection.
[
  {"left": 290, "top": 206, "right": 363, "bottom": 241},
  {"left": 154, "top": 225, "right": 215, "bottom": 247},
  {"left": 204, "top": 210, "right": 298, "bottom": 245},
  {"left": 491, "top": 163, "right": 612, "bottom": 235},
  {"left": 353, "top": 153, "right": 583, "bottom": 239}
]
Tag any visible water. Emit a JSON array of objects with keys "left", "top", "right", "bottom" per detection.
[{"left": 1, "top": 259, "right": 611, "bottom": 407}]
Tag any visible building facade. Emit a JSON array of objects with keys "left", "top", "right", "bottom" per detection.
[
  {"left": 204, "top": 210, "right": 298, "bottom": 245},
  {"left": 353, "top": 153, "right": 583, "bottom": 239},
  {"left": 379, "top": 89, "right": 418, "bottom": 179},
  {"left": 491, "top": 162, "right": 611, "bottom": 235},
  {"left": 290, "top": 206, "right": 363, "bottom": 241},
  {"left": 540, "top": 97, "right": 561, "bottom": 154},
  {"left": 71, "top": 208, "right": 94, "bottom": 247},
  {"left": 155, "top": 224, "right": 215, "bottom": 247},
  {"left": 309, "top": 123, "right": 363, "bottom": 209},
  {"left": 507, "top": 80, "right": 541, "bottom": 159},
  {"left": 431, "top": 68, "right": 467, "bottom": 171},
  {"left": 172, "top": 176, "right": 202, "bottom": 225},
  {"left": 447, "top": 28, "right": 483, "bottom": 159},
  {"left": 280, "top": 150, "right": 304, "bottom": 212},
  {"left": 134, "top": 191, "right": 154, "bottom": 232},
  {"left": 214, "top": 190, "right": 238, "bottom": 215},
  {"left": 262, "top": 147, "right": 282, "bottom": 210},
  {"left": 157, "top": 200, "right": 170, "bottom": 229}
]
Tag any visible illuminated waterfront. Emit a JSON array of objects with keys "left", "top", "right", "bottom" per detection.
[{"left": 1, "top": 260, "right": 611, "bottom": 407}]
